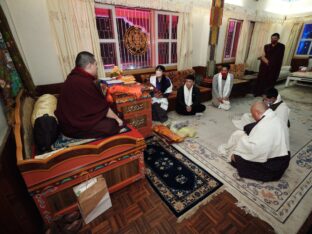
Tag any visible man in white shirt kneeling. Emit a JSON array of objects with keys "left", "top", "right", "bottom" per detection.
[{"left": 228, "top": 101, "right": 290, "bottom": 182}]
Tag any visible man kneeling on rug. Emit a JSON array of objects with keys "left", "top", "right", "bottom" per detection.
[
  {"left": 226, "top": 102, "right": 290, "bottom": 182},
  {"left": 175, "top": 75, "right": 206, "bottom": 115}
]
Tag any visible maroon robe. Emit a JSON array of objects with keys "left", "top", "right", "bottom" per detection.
[
  {"left": 254, "top": 42, "right": 285, "bottom": 96},
  {"left": 55, "top": 67, "right": 119, "bottom": 138}
]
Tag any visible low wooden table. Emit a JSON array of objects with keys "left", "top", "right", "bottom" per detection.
[
  {"left": 113, "top": 85, "right": 152, "bottom": 138},
  {"left": 285, "top": 71, "right": 312, "bottom": 87}
]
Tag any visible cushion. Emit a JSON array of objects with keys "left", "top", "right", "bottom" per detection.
[
  {"left": 31, "top": 94, "right": 57, "bottom": 126},
  {"left": 32, "top": 94, "right": 59, "bottom": 154},
  {"left": 34, "top": 114, "right": 59, "bottom": 154}
]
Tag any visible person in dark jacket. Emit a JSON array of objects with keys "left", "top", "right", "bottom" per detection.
[
  {"left": 55, "top": 51, "right": 123, "bottom": 139},
  {"left": 150, "top": 65, "right": 173, "bottom": 122},
  {"left": 254, "top": 33, "right": 285, "bottom": 96},
  {"left": 175, "top": 74, "right": 206, "bottom": 115}
]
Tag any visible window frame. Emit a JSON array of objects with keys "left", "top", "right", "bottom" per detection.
[
  {"left": 95, "top": 4, "right": 121, "bottom": 70},
  {"left": 155, "top": 11, "right": 179, "bottom": 66},
  {"left": 294, "top": 21, "right": 312, "bottom": 58},
  {"left": 222, "top": 18, "right": 243, "bottom": 63},
  {"left": 95, "top": 4, "right": 179, "bottom": 72}
]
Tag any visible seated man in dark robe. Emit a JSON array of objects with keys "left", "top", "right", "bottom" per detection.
[
  {"left": 175, "top": 74, "right": 206, "bottom": 115},
  {"left": 230, "top": 102, "right": 290, "bottom": 182},
  {"left": 55, "top": 51, "right": 123, "bottom": 139}
]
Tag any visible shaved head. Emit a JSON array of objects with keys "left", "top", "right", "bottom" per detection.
[{"left": 251, "top": 101, "right": 268, "bottom": 121}]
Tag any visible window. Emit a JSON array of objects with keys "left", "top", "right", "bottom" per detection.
[
  {"left": 223, "top": 19, "right": 242, "bottom": 61},
  {"left": 95, "top": 5, "right": 179, "bottom": 71},
  {"left": 296, "top": 23, "right": 312, "bottom": 56},
  {"left": 156, "top": 13, "right": 179, "bottom": 65}
]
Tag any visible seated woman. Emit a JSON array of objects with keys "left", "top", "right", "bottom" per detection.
[
  {"left": 149, "top": 65, "right": 173, "bottom": 122},
  {"left": 175, "top": 74, "right": 206, "bottom": 115},
  {"left": 55, "top": 51, "right": 123, "bottom": 139},
  {"left": 212, "top": 65, "right": 234, "bottom": 110}
]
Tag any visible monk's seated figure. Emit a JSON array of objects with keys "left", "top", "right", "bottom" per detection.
[
  {"left": 55, "top": 51, "right": 123, "bottom": 139},
  {"left": 221, "top": 102, "right": 290, "bottom": 182}
]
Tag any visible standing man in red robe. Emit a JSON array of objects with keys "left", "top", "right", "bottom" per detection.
[
  {"left": 254, "top": 33, "right": 285, "bottom": 96},
  {"left": 55, "top": 51, "right": 123, "bottom": 138}
]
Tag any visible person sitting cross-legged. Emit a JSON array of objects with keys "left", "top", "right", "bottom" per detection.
[
  {"left": 150, "top": 65, "right": 173, "bottom": 123},
  {"left": 175, "top": 74, "right": 206, "bottom": 115},
  {"left": 212, "top": 65, "right": 234, "bottom": 111},
  {"left": 55, "top": 51, "right": 123, "bottom": 139}
]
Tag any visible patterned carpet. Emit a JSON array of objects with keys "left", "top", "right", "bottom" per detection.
[
  {"left": 144, "top": 136, "right": 223, "bottom": 221},
  {"left": 168, "top": 86, "right": 312, "bottom": 234}
]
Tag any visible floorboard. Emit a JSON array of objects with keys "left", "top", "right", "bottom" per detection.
[{"left": 78, "top": 179, "right": 288, "bottom": 233}]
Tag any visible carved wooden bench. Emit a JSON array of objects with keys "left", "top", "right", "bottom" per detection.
[{"left": 14, "top": 90, "right": 146, "bottom": 224}]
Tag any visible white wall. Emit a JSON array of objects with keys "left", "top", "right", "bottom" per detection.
[
  {"left": 0, "top": 0, "right": 63, "bottom": 85},
  {"left": 260, "top": 0, "right": 312, "bottom": 16}
]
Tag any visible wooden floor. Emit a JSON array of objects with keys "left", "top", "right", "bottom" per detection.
[{"left": 79, "top": 178, "right": 284, "bottom": 234}]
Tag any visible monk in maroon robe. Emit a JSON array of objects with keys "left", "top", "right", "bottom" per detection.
[
  {"left": 254, "top": 33, "right": 285, "bottom": 96},
  {"left": 55, "top": 51, "right": 123, "bottom": 138}
]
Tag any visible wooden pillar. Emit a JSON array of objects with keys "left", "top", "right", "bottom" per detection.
[{"left": 207, "top": 0, "right": 224, "bottom": 77}]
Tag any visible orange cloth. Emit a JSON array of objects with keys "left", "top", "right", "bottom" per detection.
[
  {"left": 106, "top": 85, "right": 142, "bottom": 103},
  {"left": 153, "top": 125, "right": 184, "bottom": 143}
]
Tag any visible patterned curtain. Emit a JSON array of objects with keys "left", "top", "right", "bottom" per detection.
[
  {"left": 0, "top": 6, "right": 36, "bottom": 97},
  {"left": 0, "top": 31, "right": 22, "bottom": 124}
]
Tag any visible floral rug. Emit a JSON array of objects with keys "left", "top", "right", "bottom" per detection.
[
  {"left": 144, "top": 136, "right": 223, "bottom": 221},
  {"left": 168, "top": 88, "right": 312, "bottom": 234}
]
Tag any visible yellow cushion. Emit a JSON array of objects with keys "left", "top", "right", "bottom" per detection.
[{"left": 31, "top": 94, "right": 57, "bottom": 127}]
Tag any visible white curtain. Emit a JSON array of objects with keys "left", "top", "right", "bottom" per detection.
[
  {"left": 235, "top": 20, "right": 250, "bottom": 65},
  {"left": 191, "top": 7, "right": 210, "bottom": 67},
  {"left": 283, "top": 22, "right": 303, "bottom": 66},
  {"left": 177, "top": 12, "right": 193, "bottom": 70},
  {"left": 246, "top": 22, "right": 271, "bottom": 72},
  {"left": 46, "top": 0, "right": 105, "bottom": 80}
]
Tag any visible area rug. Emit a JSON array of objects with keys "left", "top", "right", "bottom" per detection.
[
  {"left": 144, "top": 136, "right": 223, "bottom": 221},
  {"left": 168, "top": 91, "right": 312, "bottom": 234}
]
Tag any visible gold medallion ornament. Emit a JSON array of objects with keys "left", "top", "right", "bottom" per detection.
[{"left": 124, "top": 26, "right": 148, "bottom": 56}]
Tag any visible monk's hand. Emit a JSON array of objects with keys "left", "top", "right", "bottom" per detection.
[
  {"left": 186, "top": 106, "right": 192, "bottom": 112},
  {"left": 116, "top": 118, "right": 123, "bottom": 127}
]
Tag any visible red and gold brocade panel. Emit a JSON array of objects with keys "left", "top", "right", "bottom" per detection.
[{"left": 114, "top": 89, "right": 152, "bottom": 138}]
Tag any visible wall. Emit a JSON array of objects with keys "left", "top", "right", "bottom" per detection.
[{"left": 0, "top": 0, "right": 63, "bottom": 85}]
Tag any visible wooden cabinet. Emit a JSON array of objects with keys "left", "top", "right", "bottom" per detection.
[{"left": 114, "top": 90, "right": 152, "bottom": 138}]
